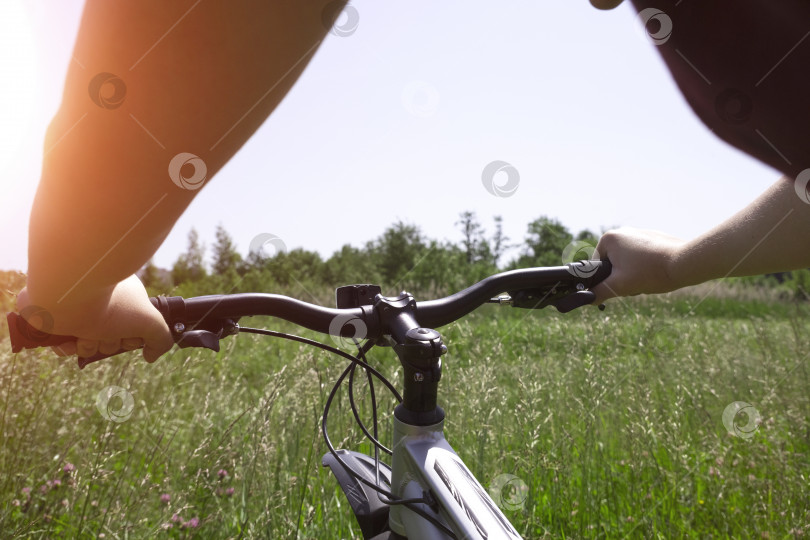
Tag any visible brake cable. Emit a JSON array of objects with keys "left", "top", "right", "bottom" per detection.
[{"left": 238, "top": 327, "right": 457, "bottom": 538}]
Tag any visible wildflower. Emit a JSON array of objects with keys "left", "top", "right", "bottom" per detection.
[
  {"left": 217, "top": 469, "right": 228, "bottom": 479},
  {"left": 52, "top": 479, "right": 62, "bottom": 488},
  {"left": 161, "top": 523, "right": 173, "bottom": 530},
  {"left": 21, "top": 487, "right": 31, "bottom": 496},
  {"left": 61, "top": 499, "right": 69, "bottom": 508},
  {"left": 225, "top": 487, "right": 235, "bottom": 497},
  {"left": 184, "top": 517, "right": 200, "bottom": 529},
  {"left": 40, "top": 484, "right": 49, "bottom": 494},
  {"left": 11, "top": 499, "right": 20, "bottom": 507},
  {"left": 171, "top": 513, "right": 182, "bottom": 523},
  {"left": 160, "top": 493, "right": 171, "bottom": 504},
  {"left": 63, "top": 463, "right": 75, "bottom": 473}
]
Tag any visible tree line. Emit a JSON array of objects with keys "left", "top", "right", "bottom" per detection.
[{"left": 140, "top": 213, "right": 601, "bottom": 298}]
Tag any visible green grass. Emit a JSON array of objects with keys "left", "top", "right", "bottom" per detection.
[{"left": 1, "top": 291, "right": 809, "bottom": 539}]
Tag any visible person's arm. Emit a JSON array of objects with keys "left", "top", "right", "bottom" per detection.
[
  {"left": 592, "top": 176, "right": 810, "bottom": 303},
  {"left": 18, "top": 0, "right": 344, "bottom": 361}
]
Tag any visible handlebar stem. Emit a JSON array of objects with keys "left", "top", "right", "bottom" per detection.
[{"left": 376, "top": 292, "right": 447, "bottom": 426}]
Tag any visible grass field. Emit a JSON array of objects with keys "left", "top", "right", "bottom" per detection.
[{"left": 1, "top": 287, "right": 809, "bottom": 539}]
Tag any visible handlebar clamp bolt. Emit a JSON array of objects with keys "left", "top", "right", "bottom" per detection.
[
  {"left": 576, "top": 283, "right": 585, "bottom": 291},
  {"left": 173, "top": 322, "right": 185, "bottom": 334},
  {"left": 413, "top": 372, "right": 425, "bottom": 382}
]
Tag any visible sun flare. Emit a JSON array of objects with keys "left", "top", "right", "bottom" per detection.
[{"left": 0, "top": 0, "right": 37, "bottom": 174}]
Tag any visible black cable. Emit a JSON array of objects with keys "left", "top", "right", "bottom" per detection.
[
  {"left": 238, "top": 327, "right": 401, "bottom": 401},
  {"left": 239, "top": 327, "right": 456, "bottom": 538},
  {"left": 240, "top": 327, "right": 409, "bottom": 498},
  {"left": 347, "top": 343, "right": 393, "bottom": 456},
  {"left": 322, "top": 349, "right": 457, "bottom": 537},
  {"left": 353, "top": 342, "right": 388, "bottom": 508}
]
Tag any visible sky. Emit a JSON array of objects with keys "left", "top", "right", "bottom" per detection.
[{"left": 0, "top": 0, "right": 778, "bottom": 272}]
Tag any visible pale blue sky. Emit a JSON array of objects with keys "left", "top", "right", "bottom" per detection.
[{"left": 0, "top": 1, "right": 777, "bottom": 272}]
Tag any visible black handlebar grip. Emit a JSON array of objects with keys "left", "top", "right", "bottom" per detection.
[
  {"left": 588, "top": 258, "right": 612, "bottom": 288},
  {"left": 8, "top": 312, "right": 142, "bottom": 369},
  {"left": 585, "top": 258, "right": 612, "bottom": 310},
  {"left": 563, "top": 258, "right": 612, "bottom": 289},
  {"left": 7, "top": 312, "right": 74, "bottom": 352},
  {"left": 76, "top": 350, "right": 133, "bottom": 369}
]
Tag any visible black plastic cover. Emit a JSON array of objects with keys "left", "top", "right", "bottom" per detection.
[{"left": 322, "top": 450, "right": 392, "bottom": 539}]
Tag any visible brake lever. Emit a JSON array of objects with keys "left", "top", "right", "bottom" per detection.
[
  {"left": 176, "top": 329, "right": 222, "bottom": 351},
  {"left": 550, "top": 290, "right": 597, "bottom": 313},
  {"left": 507, "top": 287, "right": 602, "bottom": 313}
]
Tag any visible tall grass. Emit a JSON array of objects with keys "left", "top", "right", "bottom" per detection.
[{"left": 1, "top": 292, "right": 809, "bottom": 538}]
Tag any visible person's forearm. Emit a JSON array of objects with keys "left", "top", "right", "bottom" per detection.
[
  {"left": 28, "top": 0, "right": 341, "bottom": 309},
  {"left": 668, "top": 177, "right": 810, "bottom": 287}
]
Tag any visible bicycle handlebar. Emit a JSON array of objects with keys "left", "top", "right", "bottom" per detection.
[{"left": 6, "top": 260, "right": 611, "bottom": 368}]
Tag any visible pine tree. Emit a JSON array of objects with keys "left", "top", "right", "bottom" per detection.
[{"left": 211, "top": 224, "right": 242, "bottom": 275}]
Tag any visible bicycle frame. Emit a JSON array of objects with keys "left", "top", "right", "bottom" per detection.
[
  {"left": 323, "top": 363, "right": 525, "bottom": 540},
  {"left": 389, "top": 416, "right": 523, "bottom": 539},
  {"left": 323, "top": 287, "right": 526, "bottom": 539}
]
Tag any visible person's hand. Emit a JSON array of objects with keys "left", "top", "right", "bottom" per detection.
[
  {"left": 16, "top": 275, "right": 173, "bottom": 363},
  {"left": 589, "top": 0, "right": 625, "bottom": 10},
  {"left": 592, "top": 227, "right": 686, "bottom": 304}
]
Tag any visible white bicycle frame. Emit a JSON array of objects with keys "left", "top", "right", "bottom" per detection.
[{"left": 389, "top": 416, "right": 524, "bottom": 540}]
